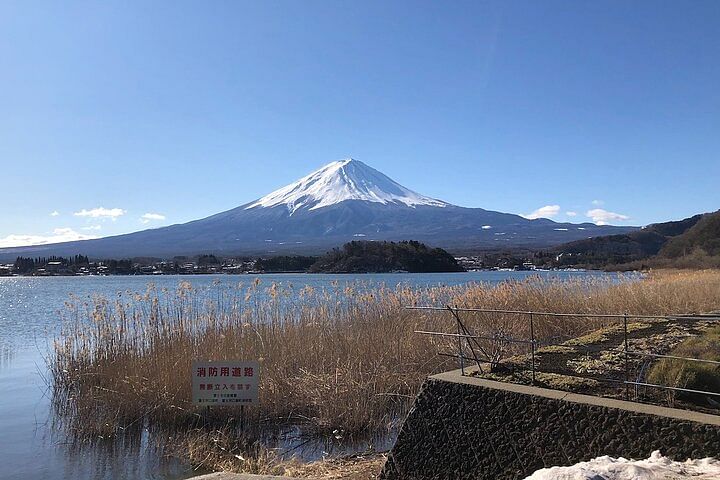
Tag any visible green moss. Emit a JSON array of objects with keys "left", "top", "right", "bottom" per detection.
[
  {"left": 534, "top": 372, "right": 600, "bottom": 391},
  {"left": 564, "top": 322, "right": 652, "bottom": 346}
]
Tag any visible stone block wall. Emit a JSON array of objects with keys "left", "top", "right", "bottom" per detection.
[{"left": 381, "top": 371, "right": 720, "bottom": 479}]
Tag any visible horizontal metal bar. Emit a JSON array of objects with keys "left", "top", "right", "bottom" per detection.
[
  {"left": 415, "top": 329, "right": 536, "bottom": 345},
  {"left": 624, "top": 380, "right": 720, "bottom": 398},
  {"left": 405, "top": 306, "right": 669, "bottom": 320},
  {"left": 627, "top": 350, "right": 720, "bottom": 366}
]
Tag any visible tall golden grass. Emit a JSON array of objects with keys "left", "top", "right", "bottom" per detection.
[{"left": 51, "top": 270, "right": 720, "bottom": 444}]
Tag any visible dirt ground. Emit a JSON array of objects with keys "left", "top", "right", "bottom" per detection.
[
  {"left": 285, "top": 453, "right": 385, "bottom": 479},
  {"left": 473, "top": 313, "right": 720, "bottom": 411}
]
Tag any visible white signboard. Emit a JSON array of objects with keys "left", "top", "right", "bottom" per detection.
[{"left": 192, "top": 361, "right": 260, "bottom": 406}]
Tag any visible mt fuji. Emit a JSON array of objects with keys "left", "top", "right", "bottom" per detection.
[
  {"left": 245, "top": 159, "right": 448, "bottom": 213},
  {"left": 0, "top": 159, "right": 635, "bottom": 260}
]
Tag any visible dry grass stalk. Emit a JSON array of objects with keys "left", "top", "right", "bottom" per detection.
[{"left": 51, "top": 270, "right": 720, "bottom": 470}]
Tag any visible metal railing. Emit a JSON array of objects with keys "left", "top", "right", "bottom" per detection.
[{"left": 409, "top": 305, "right": 720, "bottom": 402}]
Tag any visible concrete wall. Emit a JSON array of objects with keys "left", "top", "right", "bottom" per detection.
[{"left": 381, "top": 370, "right": 720, "bottom": 480}]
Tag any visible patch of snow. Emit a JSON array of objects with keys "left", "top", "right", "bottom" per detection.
[
  {"left": 245, "top": 159, "right": 448, "bottom": 214},
  {"left": 578, "top": 227, "right": 586, "bottom": 230},
  {"left": 524, "top": 451, "right": 720, "bottom": 480},
  {"left": 482, "top": 225, "right": 492, "bottom": 229},
  {"left": 353, "top": 233, "right": 366, "bottom": 237},
  {"left": 554, "top": 228, "right": 569, "bottom": 231}
]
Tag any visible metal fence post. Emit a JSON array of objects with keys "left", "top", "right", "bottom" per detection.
[
  {"left": 623, "top": 313, "right": 629, "bottom": 400},
  {"left": 454, "top": 305, "right": 465, "bottom": 376},
  {"left": 529, "top": 312, "right": 536, "bottom": 385}
]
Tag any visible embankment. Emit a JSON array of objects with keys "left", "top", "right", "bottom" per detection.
[{"left": 382, "top": 370, "right": 720, "bottom": 479}]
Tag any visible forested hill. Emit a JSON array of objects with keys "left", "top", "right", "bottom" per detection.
[
  {"left": 544, "top": 211, "right": 720, "bottom": 269},
  {"left": 309, "top": 240, "right": 465, "bottom": 273},
  {"left": 659, "top": 212, "right": 720, "bottom": 259}
]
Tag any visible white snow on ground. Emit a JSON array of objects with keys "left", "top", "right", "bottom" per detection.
[
  {"left": 245, "top": 158, "right": 448, "bottom": 214},
  {"left": 524, "top": 451, "right": 720, "bottom": 480}
]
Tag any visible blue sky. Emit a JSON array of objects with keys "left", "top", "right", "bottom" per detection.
[{"left": 1, "top": 0, "right": 719, "bottom": 247}]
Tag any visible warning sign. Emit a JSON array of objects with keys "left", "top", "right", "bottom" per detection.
[{"left": 192, "top": 361, "right": 259, "bottom": 405}]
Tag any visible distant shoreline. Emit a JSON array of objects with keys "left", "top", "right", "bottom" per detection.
[{"left": 0, "top": 267, "right": 594, "bottom": 278}]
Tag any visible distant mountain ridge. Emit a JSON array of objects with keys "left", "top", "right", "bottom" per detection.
[
  {"left": 548, "top": 211, "right": 720, "bottom": 268},
  {"left": 0, "top": 159, "right": 636, "bottom": 260}
]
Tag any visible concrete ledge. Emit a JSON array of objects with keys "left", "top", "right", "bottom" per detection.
[{"left": 432, "top": 368, "right": 720, "bottom": 426}]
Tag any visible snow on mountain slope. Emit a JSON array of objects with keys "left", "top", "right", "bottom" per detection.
[
  {"left": 245, "top": 158, "right": 448, "bottom": 214},
  {"left": 0, "top": 158, "right": 640, "bottom": 260}
]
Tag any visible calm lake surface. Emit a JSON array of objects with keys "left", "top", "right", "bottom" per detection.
[{"left": 0, "top": 271, "right": 620, "bottom": 480}]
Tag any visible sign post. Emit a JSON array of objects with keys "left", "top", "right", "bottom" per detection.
[{"left": 192, "top": 360, "right": 260, "bottom": 407}]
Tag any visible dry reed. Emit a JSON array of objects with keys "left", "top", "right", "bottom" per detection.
[{"left": 51, "top": 270, "right": 720, "bottom": 469}]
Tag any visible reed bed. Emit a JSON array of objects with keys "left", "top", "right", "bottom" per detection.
[{"left": 51, "top": 270, "right": 720, "bottom": 464}]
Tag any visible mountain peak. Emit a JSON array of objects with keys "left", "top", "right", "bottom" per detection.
[
  {"left": 334, "top": 157, "right": 358, "bottom": 166},
  {"left": 245, "top": 159, "right": 448, "bottom": 214}
]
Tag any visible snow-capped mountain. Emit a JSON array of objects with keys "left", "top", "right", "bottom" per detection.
[
  {"left": 0, "top": 159, "right": 636, "bottom": 259},
  {"left": 245, "top": 159, "right": 447, "bottom": 214}
]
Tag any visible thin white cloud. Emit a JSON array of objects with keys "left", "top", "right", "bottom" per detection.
[
  {"left": 74, "top": 207, "right": 125, "bottom": 220},
  {"left": 586, "top": 208, "right": 630, "bottom": 225},
  {"left": 50, "top": 211, "right": 60, "bottom": 217},
  {"left": 566, "top": 211, "right": 577, "bottom": 217},
  {"left": 591, "top": 199, "right": 604, "bottom": 206},
  {"left": 0, "top": 228, "right": 98, "bottom": 248},
  {"left": 523, "top": 205, "right": 561, "bottom": 220},
  {"left": 140, "top": 212, "right": 166, "bottom": 224},
  {"left": 82, "top": 225, "right": 102, "bottom": 231}
]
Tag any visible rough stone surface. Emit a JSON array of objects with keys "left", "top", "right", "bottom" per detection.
[{"left": 381, "top": 372, "right": 720, "bottom": 480}]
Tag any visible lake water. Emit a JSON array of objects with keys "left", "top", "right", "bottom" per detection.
[{"left": 0, "top": 271, "right": 618, "bottom": 480}]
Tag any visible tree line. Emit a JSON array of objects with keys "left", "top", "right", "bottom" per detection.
[
  {"left": 13, "top": 255, "right": 90, "bottom": 274},
  {"left": 8, "top": 240, "right": 465, "bottom": 275}
]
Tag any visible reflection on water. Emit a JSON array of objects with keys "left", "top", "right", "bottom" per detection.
[
  {"left": 51, "top": 400, "right": 394, "bottom": 479},
  {"left": 0, "top": 342, "right": 15, "bottom": 372},
  {"left": 0, "top": 272, "right": 624, "bottom": 479},
  {"left": 53, "top": 428, "right": 190, "bottom": 480}
]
